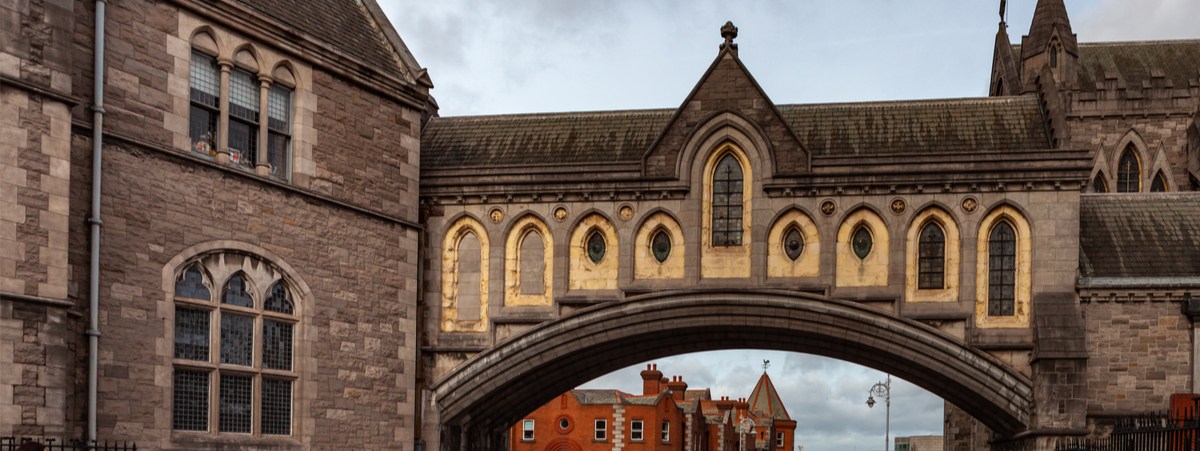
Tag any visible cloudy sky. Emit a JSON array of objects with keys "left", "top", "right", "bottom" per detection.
[{"left": 375, "top": 0, "right": 1198, "bottom": 449}]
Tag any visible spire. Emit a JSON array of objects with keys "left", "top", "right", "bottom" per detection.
[
  {"left": 1025, "top": 0, "right": 1077, "bottom": 57},
  {"left": 746, "top": 372, "right": 790, "bottom": 421}
]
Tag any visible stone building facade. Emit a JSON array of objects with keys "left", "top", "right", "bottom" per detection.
[{"left": 3, "top": 0, "right": 1200, "bottom": 450}]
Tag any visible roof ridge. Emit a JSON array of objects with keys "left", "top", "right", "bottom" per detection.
[
  {"left": 776, "top": 95, "right": 1039, "bottom": 110},
  {"left": 1077, "top": 39, "right": 1200, "bottom": 47},
  {"left": 432, "top": 108, "right": 676, "bottom": 122}
]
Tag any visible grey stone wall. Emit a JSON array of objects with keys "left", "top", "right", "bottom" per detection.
[{"left": 1082, "top": 300, "right": 1191, "bottom": 413}]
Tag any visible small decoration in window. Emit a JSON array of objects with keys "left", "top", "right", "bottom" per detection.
[
  {"left": 820, "top": 200, "right": 836, "bottom": 216},
  {"left": 489, "top": 209, "right": 503, "bottom": 223},
  {"left": 619, "top": 205, "right": 634, "bottom": 221},
  {"left": 784, "top": 228, "right": 803, "bottom": 261},
  {"left": 651, "top": 230, "right": 671, "bottom": 263},
  {"left": 587, "top": 232, "right": 606, "bottom": 264},
  {"left": 553, "top": 207, "right": 568, "bottom": 222},
  {"left": 961, "top": 198, "right": 978, "bottom": 213},
  {"left": 890, "top": 199, "right": 906, "bottom": 215},
  {"left": 852, "top": 227, "right": 873, "bottom": 260}
]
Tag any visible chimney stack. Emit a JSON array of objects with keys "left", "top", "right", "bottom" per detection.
[
  {"left": 667, "top": 375, "right": 688, "bottom": 401},
  {"left": 640, "top": 364, "right": 664, "bottom": 396}
]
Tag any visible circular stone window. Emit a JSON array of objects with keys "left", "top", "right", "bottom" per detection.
[{"left": 556, "top": 415, "right": 573, "bottom": 434}]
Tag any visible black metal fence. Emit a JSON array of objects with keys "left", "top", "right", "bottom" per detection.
[
  {"left": 0, "top": 437, "right": 136, "bottom": 451},
  {"left": 1057, "top": 404, "right": 1200, "bottom": 451}
]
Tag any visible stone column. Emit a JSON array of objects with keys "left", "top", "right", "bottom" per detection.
[
  {"left": 216, "top": 59, "right": 233, "bottom": 164},
  {"left": 256, "top": 75, "right": 272, "bottom": 176}
]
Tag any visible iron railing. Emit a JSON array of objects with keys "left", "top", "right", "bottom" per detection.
[
  {"left": 0, "top": 437, "right": 136, "bottom": 451},
  {"left": 1057, "top": 403, "right": 1200, "bottom": 451}
]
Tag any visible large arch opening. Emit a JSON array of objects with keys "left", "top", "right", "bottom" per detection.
[{"left": 431, "top": 289, "right": 1032, "bottom": 448}]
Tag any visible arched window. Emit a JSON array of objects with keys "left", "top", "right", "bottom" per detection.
[
  {"left": 189, "top": 50, "right": 220, "bottom": 157},
  {"left": 173, "top": 263, "right": 298, "bottom": 436},
  {"left": 852, "top": 226, "right": 873, "bottom": 259},
  {"left": 1151, "top": 171, "right": 1168, "bottom": 192},
  {"left": 783, "top": 227, "right": 804, "bottom": 261},
  {"left": 455, "top": 232, "right": 482, "bottom": 321},
  {"left": 1117, "top": 147, "right": 1141, "bottom": 192},
  {"left": 987, "top": 222, "right": 1017, "bottom": 316},
  {"left": 441, "top": 216, "right": 490, "bottom": 331},
  {"left": 519, "top": 230, "right": 545, "bottom": 295},
  {"left": 712, "top": 154, "right": 744, "bottom": 247},
  {"left": 586, "top": 231, "right": 606, "bottom": 264},
  {"left": 1092, "top": 175, "right": 1108, "bottom": 193},
  {"left": 917, "top": 223, "right": 945, "bottom": 289},
  {"left": 1049, "top": 45, "right": 1058, "bottom": 68},
  {"left": 995, "top": 78, "right": 1004, "bottom": 96}
]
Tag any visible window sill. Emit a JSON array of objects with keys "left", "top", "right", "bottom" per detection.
[{"left": 171, "top": 431, "right": 301, "bottom": 449}]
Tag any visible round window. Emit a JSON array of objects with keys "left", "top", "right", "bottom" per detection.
[
  {"left": 555, "top": 415, "right": 574, "bottom": 434},
  {"left": 559, "top": 418, "right": 569, "bottom": 429}
]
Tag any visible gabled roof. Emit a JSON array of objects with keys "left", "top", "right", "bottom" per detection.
[
  {"left": 571, "top": 389, "right": 625, "bottom": 405},
  {"left": 747, "top": 373, "right": 790, "bottom": 421},
  {"left": 238, "top": 0, "right": 409, "bottom": 80},
  {"left": 1079, "top": 193, "right": 1200, "bottom": 279},
  {"left": 1013, "top": 40, "right": 1200, "bottom": 92}
]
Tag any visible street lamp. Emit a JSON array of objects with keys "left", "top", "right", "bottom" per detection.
[{"left": 866, "top": 375, "right": 891, "bottom": 451}]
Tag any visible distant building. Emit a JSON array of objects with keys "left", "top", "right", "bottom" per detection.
[
  {"left": 509, "top": 365, "right": 796, "bottom": 451},
  {"left": 894, "top": 435, "right": 942, "bottom": 451}
]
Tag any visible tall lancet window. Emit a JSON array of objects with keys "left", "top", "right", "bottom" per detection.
[
  {"left": 712, "top": 154, "right": 744, "bottom": 246},
  {"left": 918, "top": 223, "right": 946, "bottom": 289},
  {"left": 988, "top": 221, "right": 1017, "bottom": 316},
  {"left": 1117, "top": 147, "right": 1140, "bottom": 193}
]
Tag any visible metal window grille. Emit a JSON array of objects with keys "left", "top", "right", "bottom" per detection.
[
  {"left": 263, "top": 283, "right": 293, "bottom": 314},
  {"left": 175, "top": 266, "right": 210, "bottom": 300},
  {"left": 262, "top": 320, "right": 293, "bottom": 371},
  {"left": 711, "top": 154, "right": 744, "bottom": 246},
  {"left": 173, "top": 369, "right": 209, "bottom": 431},
  {"left": 228, "top": 119, "right": 258, "bottom": 169},
  {"left": 174, "top": 307, "right": 210, "bottom": 361},
  {"left": 595, "top": 419, "right": 606, "bottom": 440},
  {"left": 522, "top": 420, "right": 534, "bottom": 440},
  {"left": 1117, "top": 149, "right": 1140, "bottom": 193},
  {"left": 218, "top": 374, "right": 253, "bottom": 433},
  {"left": 988, "top": 221, "right": 1017, "bottom": 316},
  {"left": 631, "top": 420, "right": 643, "bottom": 441},
  {"left": 222, "top": 275, "right": 253, "bottom": 307},
  {"left": 220, "top": 313, "right": 253, "bottom": 366},
  {"left": 261, "top": 378, "right": 292, "bottom": 435},
  {"left": 917, "top": 223, "right": 946, "bottom": 289}
]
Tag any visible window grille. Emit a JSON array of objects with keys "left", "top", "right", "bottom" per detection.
[
  {"left": 261, "top": 378, "right": 292, "bottom": 435},
  {"left": 176, "top": 266, "right": 211, "bottom": 300},
  {"left": 267, "top": 85, "right": 292, "bottom": 180},
  {"left": 228, "top": 69, "right": 259, "bottom": 170},
  {"left": 711, "top": 154, "right": 744, "bottom": 246},
  {"left": 174, "top": 307, "right": 210, "bottom": 361},
  {"left": 918, "top": 223, "right": 945, "bottom": 289},
  {"left": 264, "top": 283, "right": 294, "bottom": 314},
  {"left": 220, "top": 312, "right": 254, "bottom": 366},
  {"left": 988, "top": 222, "right": 1017, "bottom": 316},
  {"left": 173, "top": 370, "right": 209, "bottom": 432},
  {"left": 219, "top": 374, "right": 253, "bottom": 433}
]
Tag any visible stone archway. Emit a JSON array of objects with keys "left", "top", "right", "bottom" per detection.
[{"left": 430, "top": 289, "right": 1033, "bottom": 450}]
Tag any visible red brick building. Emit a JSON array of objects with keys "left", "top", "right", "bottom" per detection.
[{"left": 510, "top": 365, "right": 796, "bottom": 451}]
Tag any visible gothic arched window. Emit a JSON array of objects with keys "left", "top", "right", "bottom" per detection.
[
  {"left": 1092, "top": 175, "right": 1108, "bottom": 193},
  {"left": 1050, "top": 45, "right": 1058, "bottom": 68},
  {"left": 987, "top": 222, "right": 1017, "bottom": 316},
  {"left": 712, "top": 154, "right": 744, "bottom": 247},
  {"left": 783, "top": 227, "right": 804, "bottom": 261},
  {"left": 917, "top": 223, "right": 946, "bottom": 289},
  {"left": 1117, "top": 147, "right": 1141, "bottom": 193},
  {"left": 587, "top": 231, "right": 606, "bottom": 264},
  {"left": 852, "top": 226, "right": 873, "bottom": 260},
  {"left": 1151, "top": 171, "right": 1168, "bottom": 192}
]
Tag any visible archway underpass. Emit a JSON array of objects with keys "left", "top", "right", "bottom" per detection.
[{"left": 429, "top": 289, "right": 1033, "bottom": 450}]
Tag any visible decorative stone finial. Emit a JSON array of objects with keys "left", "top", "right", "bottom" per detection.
[{"left": 720, "top": 21, "right": 738, "bottom": 47}]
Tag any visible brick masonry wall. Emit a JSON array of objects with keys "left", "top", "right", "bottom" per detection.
[{"left": 1082, "top": 300, "right": 1191, "bottom": 413}]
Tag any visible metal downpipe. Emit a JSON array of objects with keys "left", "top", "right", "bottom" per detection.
[{"left": 88, "top": 0, "right": 107, "bottom": 445}]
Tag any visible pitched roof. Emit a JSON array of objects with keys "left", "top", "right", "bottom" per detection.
[
  {"left": 421, "top": 96, "right": 1051, "bottom": 169},
  {"left": 1013, "top": 40, "right": 1200, "bottom": 92},
  {"left": 237, "top": 0, "right": 407, "bottom": 80},
  {"left": 746, "top": 373, "right": 790, "bottom": 421},
  {"left": 571, "top": 390, "right": 624, "bottom": 405},
  {"left": 1079, "top": 193, "right": 1200, "bottom": 278}
]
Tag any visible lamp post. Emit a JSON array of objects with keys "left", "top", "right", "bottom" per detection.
[{"left": 866, "top": 375, "right": 891, "bottom": 451}]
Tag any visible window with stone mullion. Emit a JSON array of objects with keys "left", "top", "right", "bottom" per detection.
[
  {"left": 267, "top": 85, "right": 292, "bottom": 180},
  {"left": 189, "top": 51, "right": 220, "bottom": 157}
]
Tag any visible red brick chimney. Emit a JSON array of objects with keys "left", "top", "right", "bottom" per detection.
[
  {"left": 640, "top": 364, "right": 664, "bottom": 396},
  {"left": 666, "top": 375, "right": 688, "bottom": 401},
  {"left": 714, "top": 396, "right": 736, "bottom": 415}
]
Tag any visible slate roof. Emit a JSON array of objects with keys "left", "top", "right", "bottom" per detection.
[
  {"left": 746, "top": 373, "right": 790, "bottom": 421},
  {"left": 421, "top": 96, "right": 1051, "bottom": 169},
  {"left": 1012, "top": 40, "right": 1200, "bottom": 92},
  {"left": 571, "top": 390, "right": 623, "bottom": 405},
  {"left": 1079, "top": 193, "right": 1200, "bottom": 278},
  {"left": 237, "top": 0, "right": 406, "bottom": 79}
]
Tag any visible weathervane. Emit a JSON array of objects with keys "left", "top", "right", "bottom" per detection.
[{"left": 762, "top": 359, "right": 770, "bottom": 372}]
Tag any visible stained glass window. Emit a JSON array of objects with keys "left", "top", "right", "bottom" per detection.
[
  {"left": 1151, "top": 171, "right": 1167, "bottom": 192},
  {"left": 784, "top": 228, "right": 803, "bottom": 261},
  {"left": 220, "top": 313, "right": 253, "bottom": 366},
  {"left": 988, "top": 222, "right": 1017, "bottom": 316},
  {"left": 918, "top": 223, "right": 945, "bottom": 290},
  {"left": 222, "top": 274, "right": 254, "bottom": 307},
  {"left": 173, "top": 370, "right": 209, "bottom": 431},
  {"left": 1092, "top": 176, "right": 1107, "bottom": 193},
  {"left": 219, "top": 374, "right": 253, "bottom": 433},
  {"left": 176, "top": 266, "right": 210, "bottom": 300},
  {"left": 262, "top": 320, "right": 293, "bottom": 371},
  {"left": 852, "top": 227, "right": 872, "bottom": 260},
  {"left": 261, "top": 378, "right": 292, "bottom": 435},
  {"left": 175, "top": 306, "right": 210, "bottom": 361},
  {"left": 712, "top": 154, "right": 744, "bottom": 247},
  {"left": 587, "top": 232, "right": 606, "bottom": 264},
  {"left": 652, "top": 230, "right": 671, "bottom": 263},
  {"left": 1117, "top": 148, "right": 1140, "bottom": 193},
  {"left": 264, "top": 283, "right": 293, "bottom": 314}
]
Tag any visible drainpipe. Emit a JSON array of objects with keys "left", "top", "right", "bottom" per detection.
[
  {"left": 414, "top": 226, "right": 425, "bottom": 451},
  {"left": 88, "top": 0, "right": 107, "bottom": 446}
]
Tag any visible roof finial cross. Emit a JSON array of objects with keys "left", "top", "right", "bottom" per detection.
[
  {"left": 721, "top": 21, "right": 738, "bottom": 48},
  {"left": 762, "top": 359, "right": 770, "bottom": 373}
]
